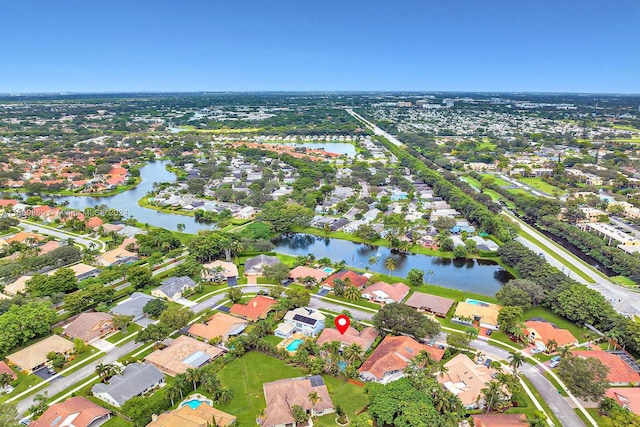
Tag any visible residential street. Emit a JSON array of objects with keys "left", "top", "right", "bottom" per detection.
[{"left": 19, "top": 220, "right": 107, "bottom": 251}]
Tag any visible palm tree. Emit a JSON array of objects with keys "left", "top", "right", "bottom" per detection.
[
  {"left": 598, "top": 396, "right": 618, "bottom": 416},
  {"left": 368, "top": 256, "right": 379, "bottom": 269},
  {"left": 166, "top": 383, "right": 182, "bottom": 406},
  {"left": 177, "top": 223, "right": 185, "bottom": 232},
  {"left": 489, "top": 360, "right": 503, "bottom": 374},
  {"left": 343, "top": 343, "right": 364, "bottom": 364},
  {"left": 384, "top": 257, "right": 396, "bottom": 276},
  {"left": 308, "top": 391, "right": 322, "bottom": 408},
  {"left": 465, "top": 327, "right": 479, "bottom": 343},
  {"left": 559, "top": 345, "right": 572, "bottom": 359},
  {"left": 546, "top": 339, "right": 558, "bottom": 354},
  {"left": 174, "top": 373, "right": 188, "bottom": 399},
  {"left": 508, "top": 351, "right": 525, "bottom": 374},
  {"left": 437, "top": 362, "right": 449, "bottom": 379},
  {"left": 480, "top": 381, "right": 507, "bottom": 413},
  {"left": 0, "top": 372, "right": 13, "bottom": 390},
  {"left": 29, "top": 392, "right": 49, "bottom": 419},
  {"left": 425, "top": 269, "right": 435, "bottom": 284},
  {"left": 185, "top": 368, "right": 201, "bottom": 391},
  {"left": 216, "top": 387, "right": 234, "bottom": 404},
  {"left": 344, "top": 285, "right": 361, "bottom": 302},
  {"left": 201, "top": 372, "right": 221, "bottom": 395}
]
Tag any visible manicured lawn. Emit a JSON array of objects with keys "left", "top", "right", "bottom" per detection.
[
  {"left": 263, "top": 335, "right": 283, "bottom": 346},
  {"left": 521, "top": 307, "right": 588, "bottom": 342},
  {"left": 62, "top": 346, "right": 103, "bottom": 374},
  {"left": 101, "top": 416, "right": 132, "bottom": 427},
  {"left": 575, "top": 407, "right": 607, "bottom": 426},
  {"left": 480, "top": 174, "right": 510, "bottom": 187},
  {"left": 317, "top": 376, "right": 368, "bottom": 425},
  {"left": 217, "top": 351, "right": 306, "bottom": 426},
  {"left": 611, "top": 275, "right": 637, "bottom": 287},
  {"left": 519, "top": 177, "right": 564, "bottom": 195},
  {"left": 0, "top": 369, "right": 43, "bottom": 403},
  {"left": 106, "top": 324, "right": 142, "bottom": 344}
]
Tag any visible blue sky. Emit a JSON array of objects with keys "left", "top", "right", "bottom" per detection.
[{"left": 1, "top": 1, "right": 639, "bottom": 93}]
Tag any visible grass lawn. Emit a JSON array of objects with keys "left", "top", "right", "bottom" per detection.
[
  {"left": 317, "top": 376, "right": 368, "bottom": 425},
  {"left": 611, "top": 275, "right": 638, "bottom": 287},
  {"left": 62, "top": 346, "right": 103, "bottom": 375},
  {"left": 101, "top": 416, "right": 132, "bottom": 427},
  {"left": 0, "top": 369, "right": 43, "bottom": 403},
  {"left": 106, "top": 324, "right": 142, "bottom": 344},
  {"left": 575, "top": 408, "right": 607, "bottom": 426},
  {"left": 477, "top": 141, "right": 497, "bottom": 150},
  {"left": 263, "top": 335, "right": 283, "bottom": 346},
  {"left": 518, "top": 177, "right": 564, "bottom": 195},
  {"left": 521, "top": 307, "right": 588, "bottom": 342},
  {"left": 217, "top": 351, "right": 306, "bottom": 426},
  {"left": 480, "top": 174, "right": 510, "bottom": 187}
]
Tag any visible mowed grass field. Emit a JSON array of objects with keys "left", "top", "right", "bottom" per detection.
[{"left": 518, "top": 177, "right": 564, "bottom": 195}]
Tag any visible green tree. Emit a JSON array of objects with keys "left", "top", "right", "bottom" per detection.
[
  {"left": 135, "top": 323, "right": 170, "bottom": 345},
  {"left": 112, "top": 314, "right": 134, "bottom": 333},
  {"left": 508, "top": 351, "right": 525, "bottom": 374},
  {"left": 143, "top": 299, "right": 168, "bottom": 318},
  {"left": 497, "top": 306, "right": 523, "bottom": 334},
  {"left": 480, "top": 381, "right": 509, "bottom": 412},
  {"left": 292, "top": 405, "right": 307, "bottom": 424},
  {"left": 127, "top": 266, "right": 153, "bottom": 289},
  {"left": 262, "top": 262, "right": 290, "bottom": 283},
  {"left": 453, "top": 245, "right": 468, "bottom": 259},
  {"left": 344, "top": 285, "right": 361, "bottom": 302},
  {"left": 226, "top": 287, "right": 243, "bottom": 304},
  {"left": 159, "top": 306, "right": 193, "bottom": 331},
  {"left": 283, "top": 288, "right": 311, "bottom": 309},
  {"left": 0, "top": 402, "right": 21, "bottom": 427},
  {"left": 557, "top": 356, "right": 610, "bottom": 401},
  {"left": 73, "top": 338, "right": 87, "bottom": 355},
  {"left": 185, "top": 368, "right": 201, "bottom": 391},
  {"left": 373, "top": 303, "right": 440, "bottom": 339},
  {"left": 384, "top": 257, "right": 396, "bottom": 276},
  {"left": 407, "top": 268, "right": 424, "bottom": 286}
]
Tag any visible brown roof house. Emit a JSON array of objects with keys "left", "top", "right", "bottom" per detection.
[
  {"left": 524, "top": 320, "right": 578, "bottom": 349},
  {"left": 405, "top": 292, "right": 455, "bottom": 317},
  {"left": 289, "top": 266, "right": 329, "bottom": 284},
  {"left": 188, "top": 312, "right": 248, "bottom": 342},
  {"left": 321, "top": 270, "right": 368, "bottom": 291},
  {"left": 361, "top": 282, "right": 410, "bottom": 304},
  {"left": 64, "top": 312, "right": 114, "bottom": 343},
  {"left": 437, "top": 353, "right": 495, "bottom": 409},
  {"left": 7, "top": 335, "right": 74, "bottom": 373},
  {"left": 30, "top": 396, "right": 111, "bottom": 427},
  {"left": 358, "top": 335, "right": 444, "bottom": 384},
  {"left": 202, "top": 260, "right": 239, "bottom": 282},
  {"left": 145, "top": 335, "right": 224, "bottom": 376},
  {"left": 316, "top": 326, "right": 378, "bottom": 352},
  {"left": 230, "top": 295, "right": 278, "bottom": 321},
  {"left": 243, "top": 254, "right": 280, "bottom": 284},
  {"left": 453, "top": 300, "right": 502, "bottom": 331},
  {"left": 572, "top": 349, "right": 640, "bottom": 385},
  {"left": 262, "top": 376, "right": 334, "bottom": 427},
  {"left": 148, "top": 401, "right": 236, "bottom": 427}
]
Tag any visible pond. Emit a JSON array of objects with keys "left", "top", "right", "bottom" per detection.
[
  {"left": 53, "top": 161, "right": 215, "bottom": 234},
  {"left": 272, "top": 233, "right": 511, "bottom": 295}
]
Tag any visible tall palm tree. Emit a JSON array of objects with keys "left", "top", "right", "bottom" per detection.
[
  {"left": 308, "top": 391, "right": 322, "bottom": 408},
  {"left": 508, "top": 351, "right": 525, "bottom": 374},
  {"left": 344, "top": 285, "right": 361, "bottom": 302},
  {"left": 174, "top": 373, "right": 188, "bottom": 399},
  {"left": 185, "top": 368, "right": 201, "bottom": 391},
  {"left": 598, "top": 396, "right": 618, "bottom": 416},
  {"left": 465, "top": 327, "right": 479, "bottom": 343},
  {"left": 559, "top": 345, "right": 573, "bottom": 359},
  {"left": 384, "top": 257, "right": 396, "bottom": 277},
  {"left": 480, "top": 381, "right": 506, "bottom": 413},
  {"left": 216, "top": 387, "right": 234, "bottom": 404},
  {"left": 368, "top": 256, "right": 379, "bottom": 269},
  {"left": 29, "top": 392, "right": 50, "bottom": 419},
  {"left": 0, "top": 373, "right": 13, "bottom": 389},
  {"left": 95, "top": 363, "right": 108, "bottom": 382},
  {"left": 166, "top": 383, "right": 182, "bottom": 406},
  {"left": 343, "top": 343, "right": 364, "bottom": 364},
  {"left": 201, "top": 372, "right": 221, "bottom": 395},
  {"left": 546, "top": 339, "right": 558, "bottom": 354},
  {"left": 426, "top": 269, "right": 435, "bottom": 284}
]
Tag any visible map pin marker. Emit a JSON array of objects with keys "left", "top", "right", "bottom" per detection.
[{"left": 335, "top": 314, "right": 350, "bottom": 335}]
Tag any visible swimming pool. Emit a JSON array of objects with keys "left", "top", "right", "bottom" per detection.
[
  {"left": 323, "top": 267, "right": 334, "bottom": 273},
  {"left": 286, "top": 339, "right": 304, "bottom": 351},
  {"left": 182, "top": 399, "right": 203, "bottom": 409},
  {"left": 465, "top": 298, "right": 490, "bottom": 307}
]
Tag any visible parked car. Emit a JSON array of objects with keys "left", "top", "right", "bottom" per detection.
[
  {"left": 485, "top": 329, "right": 492, "bottom": 336},
  {"left": 476, "top": 355, "right": 485, "bottom": 365},
  {"left": 428, "top": 338, "right": 436, "bottom": 346},
  {"left": 551, "top": 355, "right": 561, "bottom": 363},
  {"left": 550, "top": 360, "right": 560, "bottom": 368},
  {"left": 484, "top": 358, "right": 493, "bottom": 368},
  {"left": 531, "top": 347, "right": 544, "bottom": 354}
]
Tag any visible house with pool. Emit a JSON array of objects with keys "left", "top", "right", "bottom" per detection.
[
  {"left": 261, "top": 376, "right": 334, "bottom": 427},
  {"left": 452, "top": 299, "right": 502, "bottom": 331},
  {"left": 275, "top": 307, "right": 325, "bottom": 338},
  {"left": 148, "top": 396, "right": 236, "bottom": 427}
]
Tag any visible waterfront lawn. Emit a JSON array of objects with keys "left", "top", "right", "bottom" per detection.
[
  {"left": 217, "top": 351, "right": 306, "bottom": 426},
  {"left": 521, "top": 307, "right": 587, "bottom": 342},
  {"left": 105, "top": 323, "right": 142, "bottom": 344}
]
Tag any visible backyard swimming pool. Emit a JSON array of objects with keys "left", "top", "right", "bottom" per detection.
[
  {"left": 182, "top": 399, "right": 203, "bottom": 409},
  {"left": 286, "top": 339, "right": 304, "bottom": 352},
  {"left": 465, "top": 298, "right": 490, "bottom": 307}
]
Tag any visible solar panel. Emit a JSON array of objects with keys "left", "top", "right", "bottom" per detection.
[
  {"left": 309, "top": 375, "right": 324, "bottom": 387},
  {"left": 183, "top": 351, "right": 210, "bottom": 367},
  {"left": 293, "top": 314, "right": 316, "bottom": 325}
]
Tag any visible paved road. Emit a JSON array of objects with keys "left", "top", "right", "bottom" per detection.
[
  {"left": 19, "top": 221, "right": 106, "bottom": 251},
  {"left": 346, "top": 109, "right": 404, "bottom": 147},
  {"left": 503, "top": 209, "right": 640, "bottom": 316}
]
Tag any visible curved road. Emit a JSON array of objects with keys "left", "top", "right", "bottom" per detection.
[{"left": 19, "top": 220, "right": 107, "bottom": 252}]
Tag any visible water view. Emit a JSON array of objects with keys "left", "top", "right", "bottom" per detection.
[{"left": 273, "top": 233, "right": 511, "bottom": 295}]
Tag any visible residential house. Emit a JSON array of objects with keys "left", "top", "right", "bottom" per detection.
[
  {"left": 145, "top": 336, "right": 224, "bottom": 376},
  {"left": 96, "top": 247, "right": 139, "bottom": 267},
  {"left": 572, "top": 349, "right": 640, "bottom": 385},
  {"left": 0, "top": 361, "right": 17, "bottom": 381},
  {"left": 524, "top": 320, "right": 578, "bottom": 349},
  {"left": 7, "top": 335, "right": 74, "bottom": 373},
  {"left": 262, "top": 376, "right": 334, "bottom": 427},
  {"left": 471, "top": 414, "right": 528, "bottom": 427},
  {"left": 321, "top": 270, "right": 368, "bottom": 291},
  {"left": 92, "top": 363, "right": 165, "bottom": 407},
  {"left": 605, "top": 387, "right": 640, "bottom": 415},
  {"left": 64, "top": 312, "right": 114, "bottom": 344},
  {"left": 151, "top": 276, "right": 197, "bottom": 302},
  {"left": 244, "top": 254, "right": 280, "bottom": 284},
  {"left": 230, "top": 295, "right": 278, "bottom": 321},
  {"left": 361, "top": 282, "right": 410, "bottom": 304},
  {"left": 30, "top": 396, "right": 111, "bottom": 427},
  {"left": 405, "top": 292, "right": 455, "bottom": 317},
  {"left": 188, "top": 312, "right": 248, "bottom": 343},
  {"left": 453, "top": 300, "right": 502, "bottom": 331},
  {"left": 359, "top": 336, "right": 444, "bottom": 384},
  {"left": 437, "top": 353, "right": 494, "bottom": 409},
  {"left": 235, "top": 206, "right": 256, "bottom": 219},
  {"left": 3, "top": 275, "right": 33, "bottom": 296},
  {"left": 288, "top": 266, "right": 328, "bottom": 284},
  {"left": 276, "top": 307, "right": 325, "bottom": 338},
  {"left": 202, "top": 260, "right": 239, "bottom": 283},
  {"left": 110, "top": 292, "right": 157, "bottom": 324},
  {"left": 468, "top": 236, "right": 499, "bottom": 252},
  {"left": 148, "top": 402, "right": 236, "bottom": 427},
  {"left": 329, "top": 218, "right": 349, "bottom": 231},
  {"left": 67, "top": 263, "right": 101, "bottom": 281},
  {"left": 316, "top": 326, "right": 378, "bottom": 352}
]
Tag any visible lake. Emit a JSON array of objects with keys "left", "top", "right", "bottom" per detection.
[
  {"left": 272, "top": 233, "right": 511, "bottom": 295},
  {"left": 53, "top": 161, "right": 215, "bottom": 234}
]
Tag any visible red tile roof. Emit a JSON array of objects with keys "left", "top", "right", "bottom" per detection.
[
  {"left": 362, "top": 281, "right": 410, "bottom": 303},
  {"left": 289, "top": 266, "right": 328, "bottom": 282},
  {"left": 472, "top": 414, "right": 528, "bottom": 427},
  {"left": 30, "top": 396, "right": 110, "bottom": 427},
  {"left": 86, "top": 216, "right": 104, "bottom": 229},
  {"left": 108, "top": 167, "right": 128, "bottom": 175},
  {"left": 359, "top": 336, "right": 444, "bottom": 381},
  {"left": 230, "top": 295, "right": 278, "bottom": 321},
  {"left": 524, "top": 320, "right": 578, "bottom": 348},
  {"left": 323, "top": 270, "right": 368, "bottom": 289},
  {"left": 0, "top": 361, "right": 17, "bottom": 380},
  {"left": 606, "top": 387, "right": 640, "bottom": 415},
  {"left": 316, "top": 326, "right": 378, "bottom": 351},
  {"left": 0, "top": 199, "right": 17, "bottom": 207},
  {"left": 572, "top": 349, "right": 640, "bottom": 384}
]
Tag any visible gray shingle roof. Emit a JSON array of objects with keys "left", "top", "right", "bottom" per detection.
[
  {"left": 158, "top": 276, "right": 196, "bottom": 297},
  {"left": 110, "top": 292, "right": 156, "bottom": 320},
  {"left": 244, "top": 255, "right": 280, "bottom": 274},
  {"left": 91, "top": 363, "right": 164, "bottom": 406}
]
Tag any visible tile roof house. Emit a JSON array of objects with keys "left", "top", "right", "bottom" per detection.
[
  {"left": 0, "top": 361, "right": 17, "bottom": 380},
  {"left": 605, "top": 387, "right": 640, "bottom": 415},
  {"left": 145, "top": 335, "right": 224, "bottom": 376},
  {"left": 472, "top": 414, "right": 528, "bottom": 427},
  {"left": 96, "top": 247, "right": 139, "bottom": 267},
  {"left": 359, "top": 336, "right": 444, "bottom": 384},
  {"left": 277, "top": 307, "right": 326, "bottom": 338},
  {"left": 92, "top": 363, "right": 165, "bottom": 407},
  {"left": 230, "top": 295, "right": 278, "bottom": 321},
  {"left": 3, "top": 275, "right": 33, "bottom": 296},
  {"left": 572, "top": 349, "right": 640, "bottom": 385},
  {"left": 321, "top": 270, "right": 368, "bottom": 290},
  {"left": 405, "top": 292, "right": 455, "bottom": 317},
  {"left": 110, "top": 292, "right": 157, "bottom": 322},
  {"left": 243, "top": 255, "right": 280, "bottom": 284},
  {"left": 148, "top": 402, "right": 236, "bottom": 427},
  {"left": 361, "top": 282, "right": 410, "bottom": 304},
  {"left": 289, "top": 266, "right": 329, "bottom": 283},
  {"left": 151, "top": 276, "right": 197, "bottom": 302},
  {"left": 524, "top": 320, "right": 578, "bottom": 348},
  {"left": 7, "top": 335, "right": 75, "bottom": 373},
  {"left": 202, "top": 260, "right": 239, "bottom": 282},
  {"left": 188, "top": 312, "right": 248, "bottom": 342},
  {"left": 453, "top": 300, "right": 502, "bottom": 331},
  {"left": 63, "top": 312, "right": 114, "bottom": 343},
  {"left": 67, "top": 263, "right": 101, "bottom": 281},
  {"left": 437, "top": 353, "right": 494, "bottom": 409},
  {"left": 262, "top": 376, "right": 334, "bottom": 427},
  {"left": 316, "top": 326, "right": 378, "bottom": 352},
  {"left": 85, "top": 216, "right": 104, "bottom": 229},
  {"left": 30, "top": 396, "right": 111, "bottom": 427}
]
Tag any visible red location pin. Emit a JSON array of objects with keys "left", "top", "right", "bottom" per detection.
[{"left": 335, "top": 315, "right": 350, "bottom": 335}]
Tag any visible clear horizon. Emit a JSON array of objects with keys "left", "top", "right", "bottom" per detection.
[{"left": 2, "top": 0, "right": 639, "bottom": 93}]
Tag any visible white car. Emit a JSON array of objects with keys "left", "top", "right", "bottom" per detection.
[
  {"left": 550, "top": 360, "right": 560, "bottom": 368},
  {"left": 530, "top": 347, "right": 544, "bottom": 354}
]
